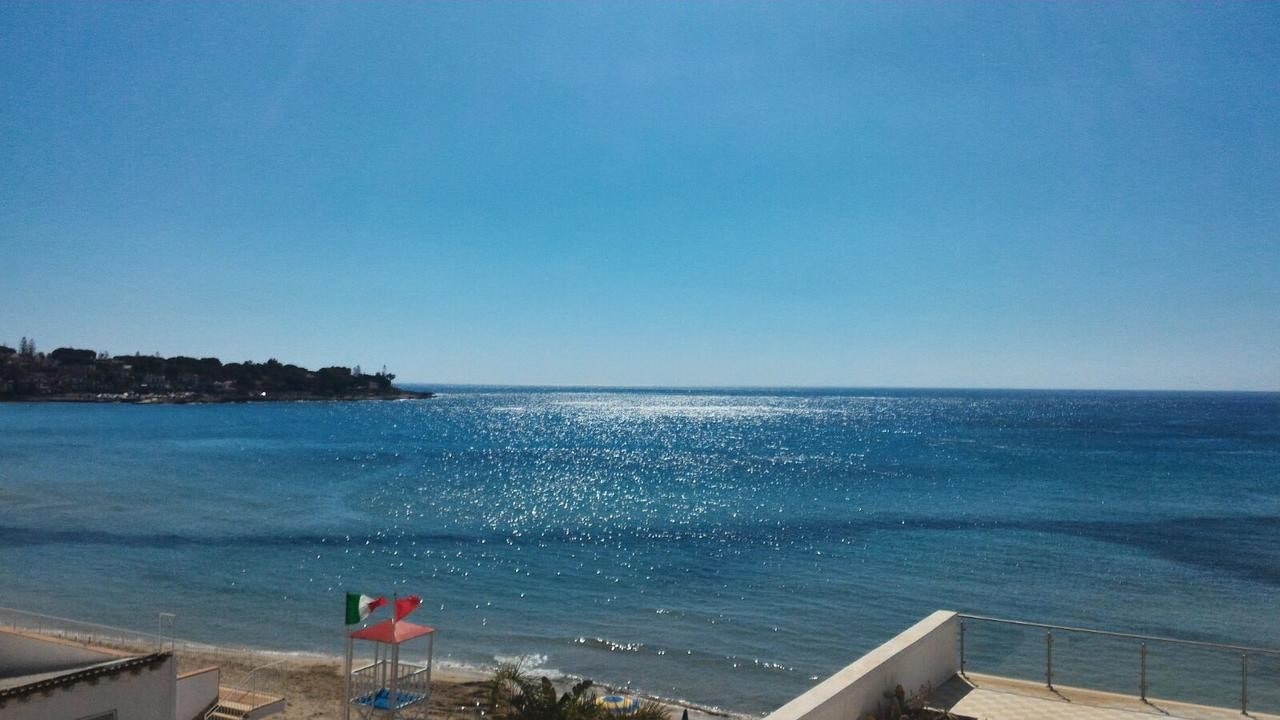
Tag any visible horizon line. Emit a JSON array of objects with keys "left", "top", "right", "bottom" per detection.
[{"left": 399, "top": 382, "right": 1280, "bottom": 394}]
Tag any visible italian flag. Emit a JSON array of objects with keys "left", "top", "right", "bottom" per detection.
[{"left": 345, "top": 592, "right": 387, "bottom": 625}]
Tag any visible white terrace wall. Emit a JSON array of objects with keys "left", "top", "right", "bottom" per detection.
[
  {"left": 175, "top": 666, "right": 220, "bottom": 720},
  {"left": 765, "top": 610, "right": 959, "bottom": 720},
  {"left": 0, "top": 654, "right": 177, "bottom": 720}
]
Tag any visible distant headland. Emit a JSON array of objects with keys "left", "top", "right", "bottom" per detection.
[{"left": 0, "top": 337, "right": 432, "bottom": 403}]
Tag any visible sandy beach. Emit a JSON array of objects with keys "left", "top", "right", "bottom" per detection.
[
  {"left": 70, "top": 632, "right": 737, "bottom": 717},
  {"left": 2, "top": 620, "right": 741, "bottom": 720},
  {"left": 176, "top": 648, "right": 494, "bottom": 720},
  {"left": 171, "top": 643, "right": 737, "bottom": 720}
]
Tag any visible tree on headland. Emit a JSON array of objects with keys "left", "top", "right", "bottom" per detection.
[
  {"left": 121, "top": 353, "right": 165, "bottom": 374},
  {"left": 0, "top": 342, "right": 431, "bottom": 402},
  {"left": 49, "top": 348, "right": 98, "bottom": 364}
]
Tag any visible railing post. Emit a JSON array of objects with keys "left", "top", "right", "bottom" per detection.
[
  {"left": 1139, "top": 642, "right": 1148, "bottom": 702},
  {"left": 1046, "top": 631, "right": 1054, "bottom": 689},
  {"left": 1241, "top": 652, "right": 1248, "bottom": 715},
  {"left": 157, "top": 612, "right": 175, "bottom": 652},
  {"left": 960, "top": 618, "right": 966, "bottom": 677}
]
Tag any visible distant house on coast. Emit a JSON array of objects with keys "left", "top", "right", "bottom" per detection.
[{"left": 0, "top": 340, "right": 429, "bottom": 402}]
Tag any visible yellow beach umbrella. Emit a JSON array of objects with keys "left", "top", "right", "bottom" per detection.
[{"left": 599, "top": 694, "right": 641, "bottom": 714}]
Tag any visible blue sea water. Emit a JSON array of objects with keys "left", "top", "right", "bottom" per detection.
[{"left": 1, "top": 387, "right": 1278, "bottom": 714}]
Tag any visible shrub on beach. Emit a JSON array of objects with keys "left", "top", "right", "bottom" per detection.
[{"left": 490, "top": 662, "right": 669, "bottom": 720}]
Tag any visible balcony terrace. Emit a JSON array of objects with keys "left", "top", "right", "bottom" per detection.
[{"left": 765, "top": 611, "right": 1280, "bottom": 720}]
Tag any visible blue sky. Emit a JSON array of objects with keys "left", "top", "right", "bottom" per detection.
[{"left": 1, "top": 3, "right": 1277, "bottom": 389}]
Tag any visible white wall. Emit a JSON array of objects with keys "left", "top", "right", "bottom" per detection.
[
  {"left": 764, "top": 610, "right": 959, "bottom": 720},
  {"left": 175, "top": 666, "right": 220, "bottom": 720},
  {"left": 0, "top": 655, "right": 177, "bottom": 720}
]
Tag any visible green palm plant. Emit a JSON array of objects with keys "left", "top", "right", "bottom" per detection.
[{"left": 490, "top": 661, "right": 669, "bottom": 720}]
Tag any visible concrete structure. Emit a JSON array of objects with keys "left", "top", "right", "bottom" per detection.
[
  {"left": 176, "top": 667, "right": 221, "bottom": 720},
  {"left": 0, "top": 628, "right": 183, "bottom": 720},
  {"left": 765, "top": 611, "right": 1280, "bottom": 720},
  {"left": 0, "top": 627, "right": 242, "bottom": 720},
  {"left": 765, "top": 610, "right": 961, "bottom": 720}
]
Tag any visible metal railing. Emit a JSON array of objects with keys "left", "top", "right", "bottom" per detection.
[
  {"left": 2, "top": 605, "right": 291, "bottom": 706},
  {"left": 207, "top": 659, "right": 286, "bottom": 720},
  {"left": 350, "top": 660, "right": 432, "bottom": 708},
  {"left": 158, "top": 612, "right": 177, "bottom": 652},
  {"left": 958, "top": 614, "right": 1280, "bottom": 715},
  {"left": 0, "top": 605, "right": 171, "bottom": 652}
]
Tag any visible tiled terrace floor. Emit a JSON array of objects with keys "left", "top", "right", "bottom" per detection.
[{"left": 929, "top": 673, "right": 1279, "bottom": 720}]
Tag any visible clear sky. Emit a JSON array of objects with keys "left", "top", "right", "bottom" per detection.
[{"left": 2, "top": 3, "right": 1277, "bottom": 390}]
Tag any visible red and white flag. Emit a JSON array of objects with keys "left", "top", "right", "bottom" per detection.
[{"left": 394, "top": 594, "right": 422, "bottom": 621}]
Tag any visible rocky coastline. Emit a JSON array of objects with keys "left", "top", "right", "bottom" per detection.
[{"left": 0, "top": 338, "right": 433, "bottom": 403}]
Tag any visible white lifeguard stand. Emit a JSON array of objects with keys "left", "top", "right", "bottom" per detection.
[{"left": 343, "top": 618, "right": 435, "bottom": 720}]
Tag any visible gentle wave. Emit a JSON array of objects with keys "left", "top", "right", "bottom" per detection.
[{"left": 1, "top": 388, "right": 1278, "bottom": 713}]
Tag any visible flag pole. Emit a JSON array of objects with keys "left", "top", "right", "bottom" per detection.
[
  {"left": 342, "top": 592, "right": 351, "bottom": 720},
  {"left": 390, "top": 592, "right": 398, "bottom": 696}
]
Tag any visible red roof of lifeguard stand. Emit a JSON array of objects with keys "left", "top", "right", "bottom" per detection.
[{"left": 349, "top": 620, "right": 435, "bottom": 645}]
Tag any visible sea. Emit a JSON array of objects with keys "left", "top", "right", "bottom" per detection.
[{"left": 1, "top": 387, "right": 1278, "bottom": 714}]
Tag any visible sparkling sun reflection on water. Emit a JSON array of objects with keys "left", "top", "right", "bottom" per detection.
[{"left": 1, "top": 388, "right": 1278, "bottom": 713}]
